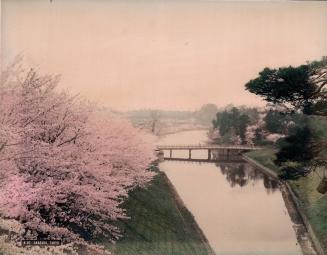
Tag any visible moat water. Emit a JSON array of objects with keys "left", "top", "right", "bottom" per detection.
[{"left": 158, "top": 130, "right": 302, "bottom": 255}]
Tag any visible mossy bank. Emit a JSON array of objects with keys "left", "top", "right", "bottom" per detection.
[
  {"left": 246, "top": 149, "right": 327, "bottom": 255},
  {"left": 104, "top": 166, "right": 215, "bottom": 255}
]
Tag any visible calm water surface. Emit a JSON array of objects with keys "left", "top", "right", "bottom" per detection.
[{"left": 158, "top": 130, "right": 302, "bottom": 255}]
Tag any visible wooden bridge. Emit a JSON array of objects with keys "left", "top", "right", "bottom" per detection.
[{"left": 156, "top": 144, "right": 262, "bottom": 161}]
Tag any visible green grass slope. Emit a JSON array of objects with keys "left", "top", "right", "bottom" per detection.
[
  {"left": 289, "top": 175, "right": 327, "bottom": 253},
  {"left": 105, "top": 168, "right": 214, "bottom": 255},
  {"left": 245, "top": 148, "right": 279, "bottom": 173}
]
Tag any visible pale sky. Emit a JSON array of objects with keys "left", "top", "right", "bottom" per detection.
[{"left": 1, "top": 0, "right": 327, "bottom": 111}]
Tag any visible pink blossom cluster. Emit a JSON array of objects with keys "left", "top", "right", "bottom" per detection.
[{"left": 0, "top": 63, "right": 155, "bottom": 252}]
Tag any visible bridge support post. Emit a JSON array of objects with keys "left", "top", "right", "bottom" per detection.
[
  {"left": 170, "top": 149, "right": 172, "bottom": 158},
  {"left": 189, "top": 149, "right": 192, "bottom": 159},
  {"left": 208, "top": 149, "right": 211, "bottom": 160},
  {"left": 227, "top": 149, "right": 230, "bottom": 160},
  {"left": 158, "top": 150, "right": 164, "bottom": 162}
]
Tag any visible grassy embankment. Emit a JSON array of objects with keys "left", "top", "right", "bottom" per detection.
[
  {"left": 104, "top": 167, "right": 214, "bottom": 255},
  {"left": 245, "top": 149, "right": 327, "bottom": 254}
]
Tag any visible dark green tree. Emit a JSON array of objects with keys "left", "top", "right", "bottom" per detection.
[
  {"left": 213, "top": 107, "right": 251, "bottom": 144},
  {"left": 253, "top": 128, "right": 264, "bottom": 145},
  {"left": 245, "top": 58, "right": 327, "bottom": 116},
  {"left": 275, "top": 125, "right": 321, "bottom": 179},
  {"left": 238, "top": 114, "right": 250, "bottom": 144},
  {"left": 245, "top": 57, "right": 327, "bottom": 179},
  {"left": 264, "top": 110, "right": 288, "bottom": 134},
  {"left": 243, "top": 107, "right": 260, "bottom": 125},
  {"left": 275, "top": 126, "right": 316, "bottom": 165}
]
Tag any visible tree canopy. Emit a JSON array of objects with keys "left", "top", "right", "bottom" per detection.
[
  {"left": 212, "top": 107, "right": 250, "bottom": 144},
  {"left": 245, "top": 57, "right": 327, "bottom": 116},
  {"left": 263, "top": 110, "right": 289, "bottom": 134},
  {"left": 245, "top": 57, "right": 327, "bottom": 179}
]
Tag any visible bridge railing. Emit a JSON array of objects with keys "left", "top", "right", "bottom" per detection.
[{"left": 156, "top": 144, "right": 262, "bottom": 150}]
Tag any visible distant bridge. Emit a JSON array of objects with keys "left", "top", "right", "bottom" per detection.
[
  {"left": 157, "top": 144, "right": 261, "bottom": 151},
  {"left": 156, "top": 144, "right": 262, "bottom": 161}
]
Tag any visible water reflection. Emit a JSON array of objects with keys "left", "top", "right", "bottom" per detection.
[
  {"left": 159, "top": 130, "right": 302, "bottom": 255},
  {"left": 218, "top": 163, "right": 278, "bottom": 193}
]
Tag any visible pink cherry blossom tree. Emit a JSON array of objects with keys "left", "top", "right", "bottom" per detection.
[{"left": 0, "top": 63, "right": 155, "bottom": 254}]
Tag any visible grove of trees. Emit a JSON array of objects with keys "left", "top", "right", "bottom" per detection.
[
  {"left": 0, "top": 61, "right": 155, "bottom": 254},
  {"left": 211, "top": 106, "right": 260, "bottom": 145},
  {"left": 212, "top": 107, "right": 251, "bottom": 144},
  {"left": 245, "top": 57, "right": 327, "bottom": 179}
]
